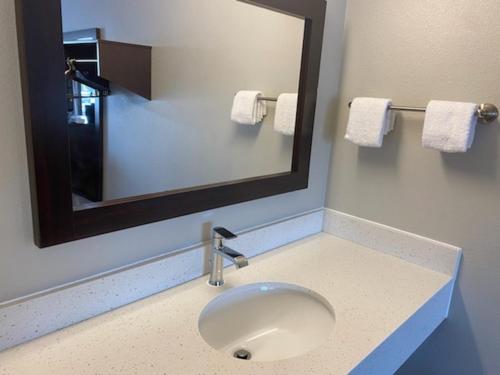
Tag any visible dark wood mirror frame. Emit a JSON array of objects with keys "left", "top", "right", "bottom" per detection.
[{"left": 15, "top": 0, "right": 327, "bottom": 248}]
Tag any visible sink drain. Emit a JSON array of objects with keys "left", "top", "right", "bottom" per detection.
[{"left": 233, "top": 349, "right": 252, "bottom": 361}]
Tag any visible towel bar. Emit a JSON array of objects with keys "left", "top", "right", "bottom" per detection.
[
  {"left": 348, "top": 101, "right": 499, "bottom": 123},
  {"left": 257, "top": 97, "right": 278, "bottom": 102}
]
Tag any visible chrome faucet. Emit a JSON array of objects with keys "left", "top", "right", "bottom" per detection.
[{"left": 208, "top": 227, "right": 248, "bottom": 287}]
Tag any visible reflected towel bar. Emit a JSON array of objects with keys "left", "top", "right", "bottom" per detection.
[
  {"left": 348, "top": 101, "right": 499, "bottom": 123},
  {"left": 258, "top": 97, "right": 278, "bottom": 102},
  {"left": 232, "top": 94, "right": 277, "bottom": 102}
]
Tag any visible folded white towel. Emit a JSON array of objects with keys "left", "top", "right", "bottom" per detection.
[
  {"left": 345, "top": 98, "right": 395, "bottom": 147},
  {"left": 274, "top": 93, "right": 298, "bottom": 136},
  {"left": 422, "top": 101, "right": 478, "bottom": 153},
  {"left": 231, "top": 91, "right": 267, "bottom": 125}
]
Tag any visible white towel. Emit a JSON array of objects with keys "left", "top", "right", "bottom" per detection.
[
  {"left": 345, "top": 98, "right": 395, "bottom": 147},
  {"left": 422, "top": 101, "right": 478, "bottom": 153},
  {"left": 274, "top": 93, "right": 298, "bottom": 136},
  {"left": 231, "top": 91, "right": 267, "bottom": 125}
]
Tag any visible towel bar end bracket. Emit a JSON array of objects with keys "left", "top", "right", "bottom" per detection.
[{"left": 477, "top": 103, "right": 498, "bottom": 123}]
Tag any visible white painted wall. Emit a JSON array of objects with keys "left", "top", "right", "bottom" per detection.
[
  {"left": 326, "top": 1, "right": 500, "bottom": 373},
  {"left": 0, "top": 0, "right": 347, "bottom": 302},
  {"left": 62, "top": 0, "right": 304, "bottom": 200}
]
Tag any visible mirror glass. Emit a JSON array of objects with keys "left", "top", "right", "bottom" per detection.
[{"left": 61, "top": 0, "right": 305, "bottom": 208}]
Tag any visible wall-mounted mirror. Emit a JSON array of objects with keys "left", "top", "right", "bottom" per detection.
[{"left": 15, "top": 0, "right": 327, "bottom": 247}]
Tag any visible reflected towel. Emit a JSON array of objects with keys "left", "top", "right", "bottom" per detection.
[
  {"left": 231, "top": 91, "right": 267, "bottom": 125},
  {"left": 274, "top": 93, "right": 298, "bottom": 136}
]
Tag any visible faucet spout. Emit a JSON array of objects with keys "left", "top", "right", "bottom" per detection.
[{"left": 215, "top": 246, "right": 249, "bottom": 269}]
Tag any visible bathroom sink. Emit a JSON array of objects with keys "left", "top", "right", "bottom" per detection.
[{"left": 198, "top": 282, "right": 335, "bottom": 362}]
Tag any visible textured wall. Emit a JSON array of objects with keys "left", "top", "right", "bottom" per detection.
[
  {"left": 0, "top": 0, "right": 347, "bottom": 302},
  {"left": 326, "top": 1, "right": 500, "bottom": 373},
  {"left": 62, "top": 0, "right": 303, "bottom": 199}
]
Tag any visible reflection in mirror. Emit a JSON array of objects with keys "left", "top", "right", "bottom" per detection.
[{"left": 61, "top": 0, "right": 305, "bottom": 208}]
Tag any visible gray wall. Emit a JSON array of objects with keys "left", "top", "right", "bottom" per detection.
[
  {"left": 0, "top": 0, "right": 347, "bottom": 302},
  {"left": 326, "top": 1, "right": 500, "bottom": 374},
  {"left": 62, "top": 0, "right": 303, "bottom": 200}
]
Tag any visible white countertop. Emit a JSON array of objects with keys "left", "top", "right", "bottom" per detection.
[{"left": 0, "top": 233, "right": 452, "bottom": 375}]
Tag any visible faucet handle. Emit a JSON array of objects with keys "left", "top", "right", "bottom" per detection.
[{"left": 213, "top": 227, "right": 237, "bottom": 240}]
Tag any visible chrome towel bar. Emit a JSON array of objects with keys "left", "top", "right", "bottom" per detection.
[
  {"left": 348, "top": 101, "right": 499, "bottom": 123},
  {"left": 257, "top": 96, "right": 278, "bottom": 102}
]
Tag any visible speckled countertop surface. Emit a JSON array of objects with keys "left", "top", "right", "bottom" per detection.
[{"left": 0, "top": 233, "right": 451, "bottom": 375}]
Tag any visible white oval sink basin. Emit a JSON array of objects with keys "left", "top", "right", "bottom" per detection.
[{"left": 198, "top": 282, "right": 335, "bottom": 362}]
